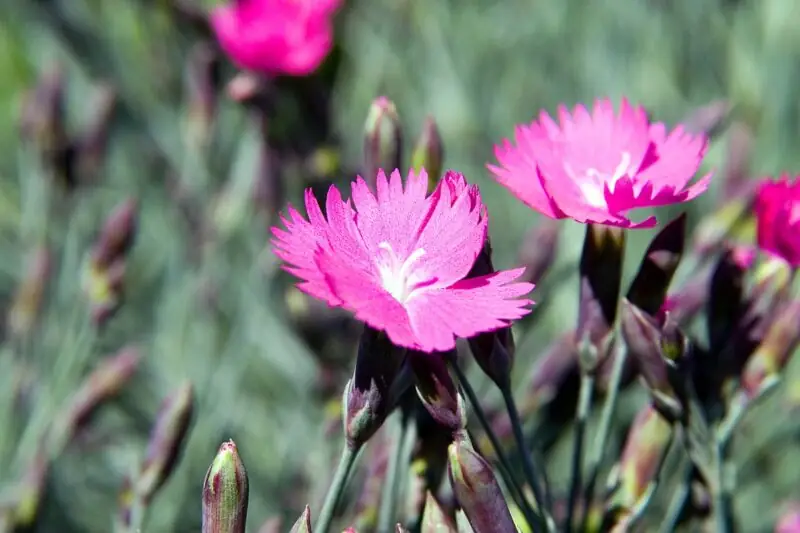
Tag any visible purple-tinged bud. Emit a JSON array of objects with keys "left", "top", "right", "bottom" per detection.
[
  {"left": 706, "top": 248, "right": 748, "bottom": 356},
  {"left": 288, "top": 505, "right": 312, "bottom": 533},
  {"left": 626, "top": 213, "right": 686, "bottom": 316},
  {"left": 447, "top": 434, "right": 517, "bottom": 533},
  {"left": 184, "top": 43, "right": 220, "bottom": 150},
  {"left": 517, "top": 218, "right": 561, "bottom": 286},
  {"left": 466, "top": 238, "right": 515, "bottom": 388},
  {"left": 718, "top": 121, "right": 755, "bottom": 204},
  {"left": 411, "top": 116, "right": 444, "bottom": 192},
  {"left": 135, "top": 382, "right": 194, "bottom": 501},
  {"left": 7, "top": 245, "right": 52, "bottom": 338},
  {"left": 741, "top": 300, "right": 800, "bottom": 399},
  {"left": 605, "top": 404, "right": 673, "bottom": 529},
  {"left": 92, "top": 198, "right": 139, "bottom": 269},
  {"left": 363, "top": 97, "right": 402, "bottom": 187},
  {"left": 577, "top": 224, "right": 625, "bottom": 372},
  {"left": 202, "top": 440, "right": 249, "bottom": 533},
  {"left": 54, "top": 347, "right": 141, "bottom": 450},
  {"left": 19, "top": 63, "right": 66, "bottom": 157},
  {"left": 422, "top": 491, "right": 457, "bottom": 533},
  {"left": 75, "top": 83, "right": 117, "bottom": 179},
  {"left": 620, "top": 300, "right": 685, "bottom": 421},
  {"left": 345, "top": 326, "right": 408, "bottom": 450},
  {"left": 409, "top": 351, "right": 465, "bottom": 433},
  {"left": 681, "top": 100, "right": 731, "bottom": 140}
]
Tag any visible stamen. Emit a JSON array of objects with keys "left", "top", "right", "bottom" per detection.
[{"left": 376, "top": 242, "right": 428, "bottom": 303}]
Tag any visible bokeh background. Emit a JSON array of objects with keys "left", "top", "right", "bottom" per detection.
[{"left": 1, "top": 0, "right": 800, "bottom": 531}]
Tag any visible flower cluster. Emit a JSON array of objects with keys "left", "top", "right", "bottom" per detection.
[{"left": 270, "top": 98, "right": 721, "bottom": 354}]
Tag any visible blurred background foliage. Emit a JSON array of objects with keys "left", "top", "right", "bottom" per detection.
[{"left": 0, "top": 0, "right": 799, "bottom": 531}]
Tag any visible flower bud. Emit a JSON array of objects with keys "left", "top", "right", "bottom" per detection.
[
  {"left": 409, "top": 351, "right": 465, "bottom": 433},
  {"left": 184, "top": 42, "right": 220, "bottom": 150},
  {"left": 577, "top": 224, "right": 625, "bottom": 372},
  {"left": 620, "top": 300, "right": 684, "bottom": 421},
  {"left": 20, "top": 62, "right": 67, "bottom": 159},
  {"left": 92, "top": 198, "right": 139, "bottom": 269},
  {"left": 54, "top": 347, "right": 141, "bottom": 451},
  {"left": 422, "top": 491, "right": 457, "bottom": 532},
  {"left": 202, "top": 440, "right": 249, "bottom": 533},
  {"left": 288, "top": 505, "right": 312, "bottom": 533},
  {"left": 706, "top": 248, "right": 748, "bottom": 356},
  {"left": 605, "top": 404, "right": 673, "bottom": 529},
  {"left": 344, "top": 326, "right": 408, "bottom": 450},
  {"left": 626, "top": 213, "right": 686, "bottom": 316},
  {"left": 75, "top": 83, "right": 117, "bottom": 179},
  {"left": 741, "top": 299, "right": 800, "bottom": 399},
  {"left": 411, "top": 116, "right": 444, "bottom": 192},
  {"left": 6, "top": 245, "right": 52, "bottom": 338},
  {"left": 363, "top": 97, "right": 402, "bottom": 188},
  {"left": 681, "top": 100, "right": 731, "bottom": 140},
  {"left": 466, "top": 238, "right": 514, "bottom": 388},
  {"left": 517, "top": 218, "right": 560, "bottom": 286},
  {"left": 135, "top": 382, "right": 195, "bottom": 501},
  {"left": 447, "top": 434, "right": 517, "bottom": 533}
]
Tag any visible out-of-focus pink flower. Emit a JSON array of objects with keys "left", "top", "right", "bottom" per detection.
[
  {"left": 488, "top": 98, "right": 712, "bottom": 228},
  {"left": 270, "top": 169, "right": 535, "bottom": 352},
  {"left": 211, "top": 0, "right": 341, "bottom": 77},
  {"left": 776, "top": 505, "right": 800, "bottom": 533},
  {"left": 755, "top": 174, "right": 800, "bottom": 267}
]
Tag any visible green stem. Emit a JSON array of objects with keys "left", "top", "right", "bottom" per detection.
[
  {"left": 564, "top": 374, "right": 594, "bottom": 533},
  {"left": 658, "top": 463, "right": 692, "bottom": 533},
  {"left": 450, "top": 361, "right": 543, "bottom": 533},
  {"left": 377, "top": 414, "right": 408, "bottom": 533},
  {"left": 581, "top": 341, "right": 628, "bottom": 523},
  {"left": 501, "top": 384, "right": 555, "bottom": 532},
  {"left": 317, "top": 443, "right": 359, "bottom": 533}
]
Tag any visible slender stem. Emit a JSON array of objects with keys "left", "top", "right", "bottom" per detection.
[
  {"left": 712, "top": 442, "right": 733, "bottom": 533},
  {"left": 377, "top": 414, "right": 407, "bottom": 533},
  {"left": 317, "top": 444, "right": 359, "bottom": 533},
  {"left": 581, "top": 341, "right": 628, "bottom": 523},
  {"left": 658, "top": 462, "right": 692, "bottom": 533},
  {"left": 501, "top": 384, "right": 556, "bottom": 532},
  {"left": 450, "top": 361, "right": 543, "bottom": 533},
  {"left": 564, "top": 374, "right": 594, "bottom": 533}
]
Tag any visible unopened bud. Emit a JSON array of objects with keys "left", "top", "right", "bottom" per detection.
[
  {"left": 626, "top": 213, "right": 686, "bottom": 316},
  {"left": 681, "top": 100, "right": 731, "bottom": 140},
  {"left": 409, "top": 351, "right": 465, "bottom": 432},
  {"left": 447, "top": 435, "right": 517, "bottom": 533},
  {"left": 411, "top": 116, "right": 443, "bottom": 192},
  {"left": 707, "top": 248, "right": 748, "bottom": 355},
  {"left": 741, "top": 300, "right": 800, "bottom": 398},
  {"left": 606, "top": 404, "right": 673, "bottom": 528},
  {"left": 75, "top": 83, "right": 117, "bottom": 178},
  {"left": 202, "top": 440, "right": 249, "bottom": 533},
  {"left": 54, "top": 347, "right": 141, "bottom": 451},
  {"left": 288, "top": 505, "right": 312, "bottom": 533},
  {"left": 92, "top": 198, "right": 138, "bottom": 269},
  {"left": 577, "top": 224, "right": 625, "bottom": 372},
  {"left": 135, "top": 382, "right": 194, "bottom": 501},
  {"left": 7, "top": 245, "right": 51, "bottom": 338},
  {"left": 422, "top": 491, "right": 457, "bottom": 532},
  {"left": 517, "top": 218, "right": 560, "bottom": 286},
  {"left": 620, "top": 300, "right": 684, "bottom": 421},
  {"left": 363, "top": 97, "right": 402, "bottom": 187},
  {"left": 466, "top": 238, "right": 514, "bottom": 388},
  {"left": 19, "top": 63, "right": 66, "bottom": 157},
  {"left": 184, "top": 43, "right": 220, "bottom": 150},
  {"left": 345, "top": 326, "right": 408, "bottom": 450}
]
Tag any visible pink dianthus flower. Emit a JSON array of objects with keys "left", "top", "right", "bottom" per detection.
[
  {"left": 488, "top": 98, "right": 712, "bottom": 228},
  {"left": 211, "top": 0, "right": 340, "bottom": 77},
  {"left": 271, "top": 169, "right": 535, "bottom": 352},
  {"left": 754, "top": 174, "right": 800, "bottom": 267}
]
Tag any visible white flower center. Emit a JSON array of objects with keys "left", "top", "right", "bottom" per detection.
[
  {"left": 376, "top": 242, "right": 427, "bottom": 303},
  {"left": 565, "top": 151, "right": 632, "bottom": 208}
]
